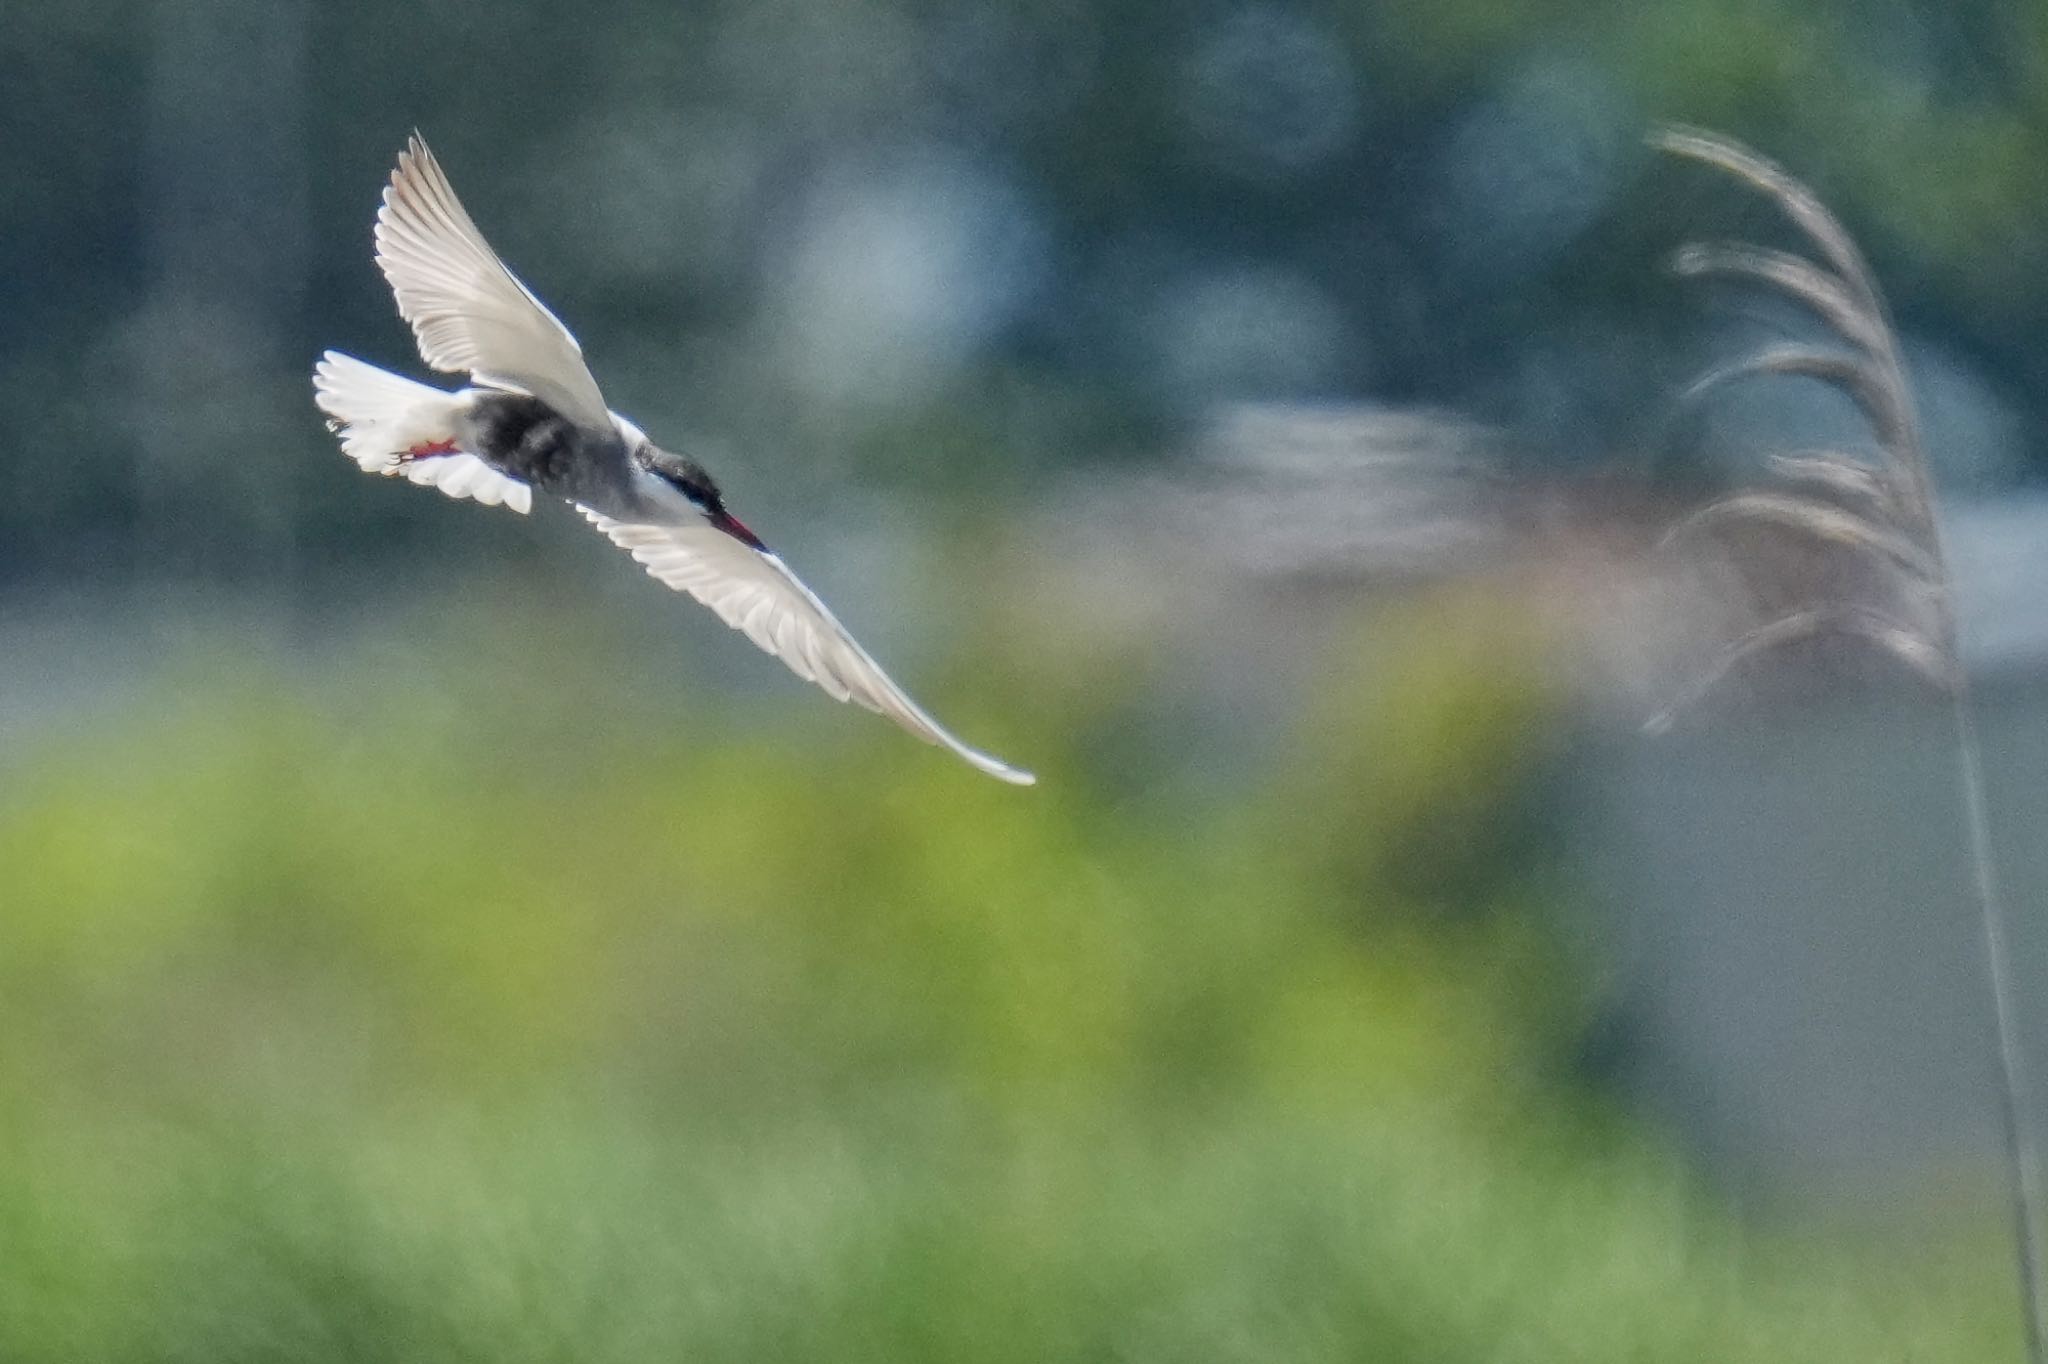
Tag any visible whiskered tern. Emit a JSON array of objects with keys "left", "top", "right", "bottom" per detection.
[{"left": 314, "top": 135, "right": 1034, "bottom": 785}]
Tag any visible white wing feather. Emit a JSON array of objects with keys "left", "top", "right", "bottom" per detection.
[
  {"left": 582, "top": 510, "right": 1035, "bottom": 785},
  {"left": 398, "top": 451, "right": 533, "bottom": 513},
  {"left": 375, "top": 134, "right": 612, "bottom": 431},
  {"left": 311, "top": 350, "right": 533, "bottom": 514}
]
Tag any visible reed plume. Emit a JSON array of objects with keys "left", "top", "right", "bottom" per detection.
[{"left": 1649, "top": 125, "right": 2045, "bottom": 1364}]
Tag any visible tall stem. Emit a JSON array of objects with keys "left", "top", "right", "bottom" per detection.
[
  {"left": 1950, "top": 687, "right": 2047, "bottom": 1364},
  {"left": 1925, "top": 429, "right": 2041, "bottom": 1360},
  {"left": 1653, "top": 125, "right": 2048, "bottom": 1360}
]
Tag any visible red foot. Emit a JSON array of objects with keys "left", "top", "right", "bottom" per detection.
[{"left": 400, "top": 438, "right": 461, "bottom": 461}]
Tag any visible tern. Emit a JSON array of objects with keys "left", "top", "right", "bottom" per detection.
[{"left": 313, "top": 135, "right": 1034, "bottom": 785}]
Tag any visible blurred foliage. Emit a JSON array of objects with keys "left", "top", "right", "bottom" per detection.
[
  {"left": 0, "top": 588, "right": 2012, "bottom": 1361},
  {"left": 3, "top": 2, "right": 2040, "bottom": 1356},
  {"left": 6, "top": 0, "right": 2048, "bottom": 582}
]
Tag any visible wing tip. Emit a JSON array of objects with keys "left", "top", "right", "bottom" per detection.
[
  {"left": 396, "top": 129, "right": 433, "bottom": 181},
  {"left": 378, "top": 131, "right": 458, "bottom": 242},
  {"left": 952, "top": 743, "right": 1037, "bottom": 786}
]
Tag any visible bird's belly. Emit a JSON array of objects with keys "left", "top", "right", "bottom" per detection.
[{"left": 460, "top": 391, "right": 636, "bottom": 511}]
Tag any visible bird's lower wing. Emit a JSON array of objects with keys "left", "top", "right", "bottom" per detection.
[
  {"left": 395, "top": 451, "right": 532, "bottom": 510},
  {"left": 581, "top": 510, "right": 1035, "bottom": 785}
]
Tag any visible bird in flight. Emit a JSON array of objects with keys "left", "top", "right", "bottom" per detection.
[{"left": 314, "top": 135, "right": 1034, "bottom": 785}]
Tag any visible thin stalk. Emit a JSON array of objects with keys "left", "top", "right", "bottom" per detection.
[
  {"left": 1950, "top": 675, "right": 2047, "bottom": 1362},
  {"left": 1910, "top": 346, "right": 2043, "bottom": 1363},
  {"left": 1652, "top": 126, "right": 2047, "bottom": 1360},
  {"left": 1878, "top": 216, "right": 2047, "bottom": 1364}
]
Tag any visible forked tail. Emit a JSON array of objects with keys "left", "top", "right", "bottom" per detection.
[{"left": 311, "top": 351, "right": 532, "bottom": 513}]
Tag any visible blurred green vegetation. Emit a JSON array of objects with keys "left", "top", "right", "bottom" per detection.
[
  {"left": 4, "top": 3, "right": 2041, "bottom": 1355},
  {"left": 0, "top": 583, "right": 2012, "bottom": 1361},
  {"left": 9, "top": 0, "right": 2048, "bottom": 582}
]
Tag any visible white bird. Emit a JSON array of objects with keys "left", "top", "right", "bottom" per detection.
[{"left": 313, "top": 134, "right": 1035, "bottom": 785}]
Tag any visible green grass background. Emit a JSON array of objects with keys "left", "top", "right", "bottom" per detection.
[{"left": 0, "top": 573, "right": 2015, "bottom": 1361}]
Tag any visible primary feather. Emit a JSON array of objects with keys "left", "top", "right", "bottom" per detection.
[
  {"left": 375, "top": 134, "right": 612, "bottom": 430},
  {"left": 583, "top": 510, "right": 1037, "bottom": 786}
]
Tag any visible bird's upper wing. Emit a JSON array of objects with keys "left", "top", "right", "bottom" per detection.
[
  {"left": 374, "top": 134, "right": 613, "bottom": 431},
  {"left": 581, "top": 510, "right": 1035, "bottom": 785}
]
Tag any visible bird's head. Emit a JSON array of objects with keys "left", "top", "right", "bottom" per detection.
[{"left": 644, "top": 445, "right": 767, "bottom": 550}]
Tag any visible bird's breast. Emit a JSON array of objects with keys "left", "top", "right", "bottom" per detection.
[{"left": 460, "top": 391, "right": 634, "bottom": 510}]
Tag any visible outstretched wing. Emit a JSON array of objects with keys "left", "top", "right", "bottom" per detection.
[
  {"left": 582, "top": 510, "right": 1035, "bottom": 785},
  {"left": 374, "top": 133, "right": 612, "bottom": 431}
]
